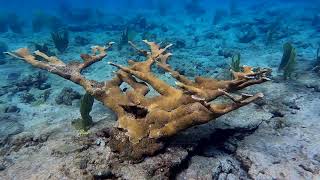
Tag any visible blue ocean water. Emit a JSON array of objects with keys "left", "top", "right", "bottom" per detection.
[{"left": 1, "top": 0, "right": 320, "bottom": 179}]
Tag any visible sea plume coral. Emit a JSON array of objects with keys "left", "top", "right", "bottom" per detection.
[
  {"left": 51, "top": 30, "right": 69, "bottom": 53},
  {"left": 4, "top": 40, "right": 270, "bottom": 161}
]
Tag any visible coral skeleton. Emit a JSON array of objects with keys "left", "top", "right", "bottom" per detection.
[{"left": 5, "top": 40, "right": 270, "bottom": 160}]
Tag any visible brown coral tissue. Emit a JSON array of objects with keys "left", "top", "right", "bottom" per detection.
[{"left": 4, "top": 40, "right": 270, "bottom": 161}]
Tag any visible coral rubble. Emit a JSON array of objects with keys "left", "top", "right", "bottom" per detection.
[
  {"left": 55, "top": 87, "right": 81, "bottom": 106},
  {"left": 0, "top": 71, "right": 50, "bottom": 97},
  {"left": 5, "top": 40, "right": 270, "bottom": 160}
]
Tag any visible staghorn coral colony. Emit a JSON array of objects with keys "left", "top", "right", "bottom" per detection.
[
  {"left": 5, "top": 40, "right": 270, "bottom": 160},
  {"left": 1, "top": 0, "right": 320, "bottom": 179}
]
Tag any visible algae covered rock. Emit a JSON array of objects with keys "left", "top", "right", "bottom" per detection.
[
  {"left": 0, "top": 114, "right": 24, "bottom": 140},
  {"left": 4, "top": 105, "right": 20, "bottom": 113},
  {"left": 74, "top": 35, "right": 90, "bottom": 46},
  {"left": 12, "top": 71, "right": 49, "bottom": 93},
  {"left": 237, "top": 26, "right": 257, "bottom": 43},
  {"left": 218, "top": 49, "right": 238, "bottom": 58},
  {"left": 177, "top": 155, "right": 248, "bottom": 180},
  {"left": 20, "top": 92, "right": 36, "bottom": 103},
  {"left": 55, "top": 87, "right": 81, "bottom": 106}
]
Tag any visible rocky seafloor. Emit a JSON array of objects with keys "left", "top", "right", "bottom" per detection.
[{"left": 1, "top": 1, "right": 320, "bottom": 179}]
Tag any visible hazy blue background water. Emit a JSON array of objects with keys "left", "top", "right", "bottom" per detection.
[{"left": 1, "top": 0, "right": 318, "bottom": 17}]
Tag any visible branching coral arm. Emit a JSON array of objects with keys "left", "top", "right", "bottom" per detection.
[
  {"left": 148, "top": 91, "right": 263, "bottom": 139},
  {"left": 108, "top": 41, "right": 180, "bottom": 96},
  {"left": 108, "top": 62, "right": 178, "bottom": 96},
  {"left": 128, "top": 41, "right": 149, "bottom": 56},
  {"left": 79, "top": 42, "right": 114, "bottom": 71},
  {"left": 156, "top": 53, "right": 194, "bottom": 86},
  {"left": 142, "top": 40, "right": 172, "bottom": 59},
  {"left": 4, "top": 48, "right": 59, "bottom": 68},
  {"left": 127, "top": 41, "right": 173, "bottom": 73},
  {"left": 129, "top": 40, "right": 193, "bottom": 86},
  {"left": 209, "top": 92, "right": 264, "bottom": 115},
  {"left": 117, "top": 70, "right": 149, "bottom": 96},
  {"left": 4, "top": 44, "right": 113, "bottom": 96},
  {"left": 148, "top": 102, "right": 213, "bottom": 138}
]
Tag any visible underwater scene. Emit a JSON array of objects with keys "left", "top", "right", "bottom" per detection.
[{"left": 0, "top": 0, "right": 320, "bottom": 179}]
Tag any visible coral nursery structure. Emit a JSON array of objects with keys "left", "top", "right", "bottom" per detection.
[{"left": 5, "top": 40, "right": 270, "bottom": 160}]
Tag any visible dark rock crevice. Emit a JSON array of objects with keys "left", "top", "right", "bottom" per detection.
[{"left": 170, "top": 121, "right": 266, "bottom": 179}]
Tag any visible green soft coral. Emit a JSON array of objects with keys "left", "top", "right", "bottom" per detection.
[
  {"left": 72, "top": 93, "right": 94, "bottom": 131},
  {"left": 231, "top": 53, "right": 241, "bottom": 72},
  {"left": 279, "top": 42, "right": 296, "bottom": 80}
]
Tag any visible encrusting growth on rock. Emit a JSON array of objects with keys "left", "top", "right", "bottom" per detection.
[{"left": 4, "top": 40, "right": 270, "bottom": 161}]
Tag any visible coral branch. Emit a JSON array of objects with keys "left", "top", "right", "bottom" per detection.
[
  {"left": 4, "top": 44, "right": 112, "bottom": 96},
  {"left": 79, "top": 42, "right": 113, "bottom": 71},
  {"left": 128, "top": 41, "right": 149, "bottom": 56},
  {"left": 209, "top": 92, "right": 264, "bottom": 115}
]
